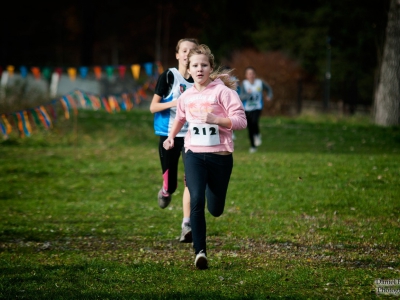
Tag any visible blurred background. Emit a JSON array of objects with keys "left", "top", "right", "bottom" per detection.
[{"left": 0, "top": 0, "right": 391, "bottom": 117}]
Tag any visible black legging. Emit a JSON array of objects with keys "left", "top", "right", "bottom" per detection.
[
  {"left": 158, "top": 136, "right": 185, "bottom": 194},
  {"left": 185, "top": 150, "right": 233, "bottom": 256},
  {"left": 245, "top": 109, "right": 261, "bottom": 147}
]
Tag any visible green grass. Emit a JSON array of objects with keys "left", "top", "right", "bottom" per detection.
[{"left": 1, "top": 109, "right": 399, "bottom": 299}]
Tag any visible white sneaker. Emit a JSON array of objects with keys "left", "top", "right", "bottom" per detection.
[
  {"left": 254, "top": 134, "right": 262, "bottom": 146},
  {"left": 249, "top": 147, "right": 257, "bottom": 153},
  {"left": 194, "top": 250, "right": 208, "bottom": 269}
]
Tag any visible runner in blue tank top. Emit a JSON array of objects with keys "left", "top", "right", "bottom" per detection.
[
  {"left": 239, "top": 66, "right": 273, "bottom": 153},
  {"left": 150, "top": 38, "right": 199, "bottom": 243}
]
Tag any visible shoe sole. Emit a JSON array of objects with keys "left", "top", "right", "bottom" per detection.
[
  {"left": 195, "top": 256, "right": 208, "bottom": 270},
  {"left": 179, "top": 230, "right": 192, "bottom": 243}
]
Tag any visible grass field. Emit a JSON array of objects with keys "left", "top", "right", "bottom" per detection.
[{"left": 1, "top": 109, "right": 399, "bottom": 299}]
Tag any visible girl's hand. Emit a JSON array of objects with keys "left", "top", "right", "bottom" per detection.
[
  {"left": 201, "top": 113, "right": 219, "bottom": 125},
  {"left": 163, "top": 138, "right": 174, "bottom": 150}
]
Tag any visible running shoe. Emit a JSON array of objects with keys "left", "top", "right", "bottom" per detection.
[
  {"left": 179, "top": 222, "right": 192, "bottom": 243},
  {"left": 158, "top": 188, "right": 171, "bottom": 209},
  {"left": 195, "top": 250, "right": 208, "bottom": 270},
  {"left": 254, "top": 134, "right": 262, "bottom": 146}
]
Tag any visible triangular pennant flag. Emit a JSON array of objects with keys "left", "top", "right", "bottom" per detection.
[
  {"left": 122, "top": 93, "right": 133, "bottom": 110},
  {"left": 105, "top": 66, "right": 114, "bottom": 78},
  {"left": 22, "top": 111, "right": 32, "bottom": 136},
  {"left": 7, "top": 65, "right": 15, "bottom": 77},
  {"left": 79, "top": 66, "right": 89, "bottom": 79},
  {"left": 0, "top": 121, "right": 7, "bottom": 139},
  {"left": 30, "top": 109, "right": 42, "bottom": 127},
  {"left": 60, "top": 97, "right": 69, "bottom": 120},
  {"left": 55, "top": 67, "right": 63, "bottom": 76},
  {"left": 67, "top": 68, "right": 77, "bottom": 81},
  {"left": 42, "top": 67, "right": 52, "bottom": 80},
  {"left": 131, "top": 64, "right": 140, "bottom": 80},
  {"left": 144, "top": 62, "right": 153, "bottom": 76},
  {"left": 93, "top": 66, "right": 102, "bottom": 79},
  {"left": 20, "top": 66, "right": 28, "bottom": 78},
  {"left": 34, "top": 108, "right": 48, "bottom": 129},
  {"left": 31, "top": 67, "right": 41, "bottom": 79},
  {"left": 1, "top": 115, "right": 12, "bottom": 134},
  {"left": 16, "top": 112, "right": 25, "bottom": 137},
  {"left": 102, "top": 97, "right": 112, "bottom": 113},
  {"left": 108, "top": 96, "right": 116, "bottom": 112},
  {"left": 60, "top": 97, "right": 70, "bottom": 119},
  {"left": 89, "top": 94, "right": 101, "bottom": 110},
  {"left": 66, "top": 94, "right": 78, "bottom": 115},
  {"left": 38, "top": 106, "right": 52, "bottom": 128},
  {"left": 118, "top": 65, "right": 126, "bottom": 78}
]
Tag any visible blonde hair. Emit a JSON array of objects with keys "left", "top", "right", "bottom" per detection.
[
  {"left": 175, "top": 38, "right": 199, "bottom": 53},
  {"left": 187, "top": 44, "right": 238, "bottom": 91}
]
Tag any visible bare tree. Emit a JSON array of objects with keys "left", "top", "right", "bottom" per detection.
[{"left": 374, "top": 0, "right": 400, "bottom": 126}]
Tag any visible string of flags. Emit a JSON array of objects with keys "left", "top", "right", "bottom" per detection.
[
  {"left": 0, "top": 62, "right": 164, "bottom": 81},
  {"left": 0, "top": 60, "right": 165, "bottom": 139},
  {"left": 0, "top": 81, "right": 156, "bottom": 139}
]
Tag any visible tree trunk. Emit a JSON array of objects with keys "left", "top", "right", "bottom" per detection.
[{"left": 374, "top": 0, "right": 400, "bottom": 126}]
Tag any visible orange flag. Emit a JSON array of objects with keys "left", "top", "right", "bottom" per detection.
[
  {"left": 31, "top": 67, "right": 41, "bottom": 79},
  {"left": 94, "top": 66, "right": 102, "bottom": 79}
]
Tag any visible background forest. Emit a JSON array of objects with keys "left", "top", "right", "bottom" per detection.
[{"left": 0, "top": 0, "right": 391, "bottom": 113}]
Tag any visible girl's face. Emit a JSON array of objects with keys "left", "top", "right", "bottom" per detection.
[
  {"left": 176, "top": 41, "right": 197, "bottom": 69},
  {"left": 187, "top": 54, "right": 213, "bottom": 87},
  {"left": 245, "top": 69, "right": 256, "bottom": 83}
]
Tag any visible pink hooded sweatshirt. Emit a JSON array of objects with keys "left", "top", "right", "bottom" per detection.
[{"left": 176, "top": 78, "right": 247, "bottom": 153}]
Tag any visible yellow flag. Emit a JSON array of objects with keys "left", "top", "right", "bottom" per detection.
[
  {"left": 67, "top": 68, "right": 77, "bottom": 81},
  {"left": 7, "top": 65, "right": 14, "bottom": 77},
  {"left": 131, "top": 64, "right": 140, "bottom": 80}
]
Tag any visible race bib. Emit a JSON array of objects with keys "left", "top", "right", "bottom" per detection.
[{"left": 189, "top": 123, "right": 220, "bottom": 146}]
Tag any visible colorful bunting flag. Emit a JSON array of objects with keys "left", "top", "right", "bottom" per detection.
[
  {"left": 102, "top": 97, "right": 112, "bottom": 113},
  {"left": 66, "top": 94, "right": 78, "bottom": 115},
  {"left": 144, "top": 62, "right": 153, "bottom": 76},
  {"left": 31, "top": 67, "right": 41, "bottom": 79},
  {"left": 59, "top": 96, "right": 70, "bottom": 119},
  {"left": 118, "top": 65, "right": 126, "bottom": 78},
  {"left": 67, "top": 68, "right": 77, "bottom": 81},
  {"left": 105, "top": 66, "right": 114, "bottom": 78},
  {"left": 0, "top": 61, "right": 159, "bottom": 138},
  {"left": 55, "top": 67, "right": 63, "bottom": 76},
  {"left": 20, "top": 66, "right": 28, "bottom": 78},
  {"left": 37, "top": 106, "right": 52, "bottom": 129},
  {"left": 42, "top": 67, "right": 52, "bottom": 80},
  {"left": 131, "top": 64, "right": 140, "bottom": 80},
  {"left": 79, "top": 66, "right": 89, "bottom": 79},
  {"left": 7, "top": 65, "right": 15, "bottom": 77},
  {"left": 0, "top": 121, "right": 7, "bottom": 139},
  {"left": 1, "top": 115, "right": 12, "bottom": 134},
  {"left": 94, "top": 66, "right": 102, "bottom": 79}
]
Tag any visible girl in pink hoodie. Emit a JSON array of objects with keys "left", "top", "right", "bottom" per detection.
[{"left": 163, "top": 44, "right": 247, "bottom": 269}]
